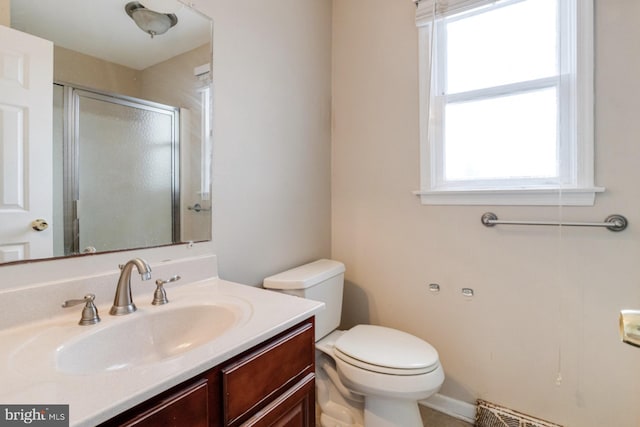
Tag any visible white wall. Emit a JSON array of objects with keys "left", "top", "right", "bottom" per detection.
[
  {"left": 331, "top": 1, "right": 640, "bottom": 426},
  {"left": 202, "top": 0, "right": 333, "bottom": 285}
]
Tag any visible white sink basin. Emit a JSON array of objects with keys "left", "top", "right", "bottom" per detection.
[
  {"left": 56, "top": 304, "right": 242, "bottom": 375},
  {"left": 8, "top": 296, "right": 252, "bottom": 378}
]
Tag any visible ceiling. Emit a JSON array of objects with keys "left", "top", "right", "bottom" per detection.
[{"left": 10, "top": 0, "right": 212, "bottom": 70}]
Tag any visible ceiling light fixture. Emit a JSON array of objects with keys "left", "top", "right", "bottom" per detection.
[{"left": 125, "top": 1, "right": 178, "bottom": 39}]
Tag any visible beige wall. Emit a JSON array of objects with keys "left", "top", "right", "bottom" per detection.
[
  {"left": 332, "top": 0, "right": 640, "bottom": 426},
  {"left": 140, "top": 44, "right": 210, "bottom": 106},
  {"left": 200, "top": 0, "right": 333, "bottom": 285},
  {"left": 54, "top": 46, "right": 142, "bottom": 98},
  {"left": 0, "top": 0, "right": 9, "bottom": 27}
]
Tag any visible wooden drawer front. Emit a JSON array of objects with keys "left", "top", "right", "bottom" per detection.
[
  {"left": 119, "top": 379, "right": 209, "bottom": 427},
  {"left": 223, "top": 321, "right": 314, "bottom": 426},
  {"left": 242, "top": 373, "right": 315, "bottom": 427}
]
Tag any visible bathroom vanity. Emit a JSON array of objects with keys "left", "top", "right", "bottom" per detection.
[
  {"left": 0, "top": 254, "right": 324, "bottom": 427},
  {"left": 101, "top": 318, "right": 315, "bottom": 426}
]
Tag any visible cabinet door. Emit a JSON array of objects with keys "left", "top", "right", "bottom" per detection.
[
  {"left": 118, "top": 379, "right": 209, "bottom": 427},
  {"left": 222, "top": 321, "right": 314, "bottom": 426},
  {"left": 241, "top": 373, "right": 315, "bottom": 427}
]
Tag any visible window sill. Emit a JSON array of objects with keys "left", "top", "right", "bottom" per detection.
[{"left": 412, "top": 187, "right": 605, "bottom": 206}]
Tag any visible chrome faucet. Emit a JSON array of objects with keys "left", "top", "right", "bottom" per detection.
[{"left": 110, "top": 258, "right": 152, "bottom": 315}]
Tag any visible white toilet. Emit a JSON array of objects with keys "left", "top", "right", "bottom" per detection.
[{"left": 263, "top": 259, "right": 444, "bottom": 427}]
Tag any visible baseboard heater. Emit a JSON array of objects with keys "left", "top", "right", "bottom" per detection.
[{"left": 476, "top": 399, "right": 563, "bottom": 427}]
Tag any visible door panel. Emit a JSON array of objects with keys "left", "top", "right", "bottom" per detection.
[{"left": 0, "top": 104, "right": 25, "bottom": 208}]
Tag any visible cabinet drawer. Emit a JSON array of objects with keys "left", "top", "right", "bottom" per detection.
[
  {"left": 222, "top": 321, "right": 314, "bottom": 426},
  {"left": 118, "top": 379, "right": 209, "bottom": 427}
]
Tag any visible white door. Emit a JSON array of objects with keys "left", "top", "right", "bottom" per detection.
[{"left": 0, "top": 25, "right": 53, "bottom": 262}]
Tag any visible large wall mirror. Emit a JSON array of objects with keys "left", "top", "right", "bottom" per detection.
[{"left": 1, "top": 0, "right": 213, "bottom": 264}]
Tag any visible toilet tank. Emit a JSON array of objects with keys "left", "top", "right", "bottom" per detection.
[{"left": 263, "top": 259, "right": 345, "bottom": 341}]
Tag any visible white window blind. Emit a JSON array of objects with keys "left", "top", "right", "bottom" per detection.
[{"left": 416, "top": 0, "right": 497, "bottom": 26}]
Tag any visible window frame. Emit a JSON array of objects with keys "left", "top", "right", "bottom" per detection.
[{"left": 414, "top": 0, "right": 602, "bottom": 206}]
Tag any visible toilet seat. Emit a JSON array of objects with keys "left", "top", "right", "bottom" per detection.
[{"left": 333, "top": 325, "right": 440, "bottom": 375}]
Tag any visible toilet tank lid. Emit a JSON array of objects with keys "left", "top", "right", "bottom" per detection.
[{"left": 263, "top": 259, "right": 345, "bottom": 290}]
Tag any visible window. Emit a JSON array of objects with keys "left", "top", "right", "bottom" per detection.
[{"left": 414, "top": 0, "right": 600, "bottom": 205}]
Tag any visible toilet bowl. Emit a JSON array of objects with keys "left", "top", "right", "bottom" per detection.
[{"left": 263, "top": 259, "right": 444, "bottom": 427}]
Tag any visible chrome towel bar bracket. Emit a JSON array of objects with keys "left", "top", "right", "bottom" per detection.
[{"left": 481, "top": 212, "right": 628, "bottom": 232}]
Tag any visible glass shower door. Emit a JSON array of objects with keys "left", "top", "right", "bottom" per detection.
[{"left": 71, "top": 89, "right": 179, "bottom": 254}]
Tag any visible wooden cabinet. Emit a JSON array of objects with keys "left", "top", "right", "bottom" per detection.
[{"left": 100, "top": 318, "right": 315, "bottom": 427}]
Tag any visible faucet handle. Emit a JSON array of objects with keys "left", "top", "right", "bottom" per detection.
[
  {"left": 152, "top": 275, "right": 181, "bottom": 305},
  {"left": 62, "top": 294, "right": 101, "bottom": 325}
]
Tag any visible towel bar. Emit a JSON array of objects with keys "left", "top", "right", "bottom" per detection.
[{"left": 480, "top": 212, "right": 628, "bottom": 232}]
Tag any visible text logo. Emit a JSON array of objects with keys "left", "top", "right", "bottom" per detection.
[{"left": 0, "top": 405, "right": 68, "bottom": 426}]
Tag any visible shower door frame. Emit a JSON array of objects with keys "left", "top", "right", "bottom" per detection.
[{"left": 58, "top": 83, "right": 180, "bottom": 255}]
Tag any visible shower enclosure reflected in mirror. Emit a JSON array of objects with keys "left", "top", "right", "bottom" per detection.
[
  {"left": 54, "top": 85, "right": 180, "bottom": 256},
  {"left": 3, "top": 0, "right": 213, "bottom": 263}
]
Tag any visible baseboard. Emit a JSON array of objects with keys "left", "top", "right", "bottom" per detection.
[{"left": 419, "top": 393, "right": 476, "bottom": 424}]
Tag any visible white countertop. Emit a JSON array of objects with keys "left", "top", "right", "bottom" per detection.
[{"left": 0, "top": 278, "right": 324, "bottom": 426}]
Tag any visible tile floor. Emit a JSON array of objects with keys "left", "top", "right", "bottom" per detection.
[
  {"left": 315, "top": 404, "right": 474, "bottom": 426},
  {"left": 420, "top": 405, "right": 474, "bottom": 427}
]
